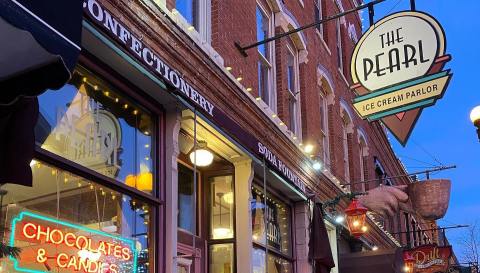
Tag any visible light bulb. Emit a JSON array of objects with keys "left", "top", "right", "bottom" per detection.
[
  {"left": 353, "top": 220, "right": 360, "bottom": 227},
  {"left": 470, "top": 105, "right": 480, "bottom": 124},
  {"left": 189, "top": 144, "right": 214, "bottom": 167},
  {"left": 304, "top": 144, "right": 314, "bottom": 154},
  {"left": 335, "top": 215, "right": 345, "bottom": 223},
  {"left": 312, "top": 161, "right": 322, "bottom": 170}
]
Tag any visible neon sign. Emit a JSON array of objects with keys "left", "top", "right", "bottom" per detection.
[{"left": 9, "top": 211, "right": 138, "bottom": 273}]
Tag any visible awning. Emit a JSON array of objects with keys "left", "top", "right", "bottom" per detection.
[
  {"left": 0, "top": 0, "right": 82, "bottom": 104},
  {"left": 0, "top": 0, "right": 83, "bottom": 186},
  {"left": 339, "top": 248, "right": 405, "bottom": 273}
]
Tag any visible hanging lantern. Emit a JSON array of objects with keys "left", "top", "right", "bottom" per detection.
[
  {"left": 403, "top": 252, "right": 415, "bottom": 273},
  {"left": 189, "top": 140, "right": 214, "bottom": 167},
  {"left": 344, "top": 199, "right": 368, "bottom": 238}
]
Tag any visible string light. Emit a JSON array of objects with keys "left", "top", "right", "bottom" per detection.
[
  {"left": 115, "top": 98, "right": 119, "bottom": 103},
  {"left": 133, "top": 110, "right": 138, "bottom": 115},
  {"left": 225, "top": 66, "right": 232, "bottom": 71},
  {"left": 246, "top": 87, "right": 252, "bottom": 92},
  {"left": 123, "top": 104, "right": 128, "bottom": 109},
  {"left": 236, "top": 76, "right": 243, "bottom": 81},
  {"left": 104, "top": 91, "right": 109, "bottom": 97}
]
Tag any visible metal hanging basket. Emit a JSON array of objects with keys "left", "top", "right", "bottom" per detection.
[{"left": 408, "top": 179, "right": 451, "bottom": 220}]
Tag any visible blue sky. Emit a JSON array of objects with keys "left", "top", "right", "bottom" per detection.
[{"left": 363, "top": 0, "right": 480, "bottom": 263}]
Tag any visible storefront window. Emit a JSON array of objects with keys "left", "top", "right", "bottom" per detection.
[
  {"left": 209, "top": 244, "right": 234, "bottom": 273},
  {"left": 36, "top": 66, "right": 154, "bottom": 194},
  {"left": 251, "top": 187, "right": 292, "bottom": 256},
  {"left": 210, "top": 175, "right": 234, "bottom": 240},
  {"left": 252, "top": 248, "right": 293, "bottom": 273},
  {"left": 0, "top": 161, "right": 153, "bottom": 272},
  {"left": 178, "top": 164, "right": 198, "bottom": 234}
]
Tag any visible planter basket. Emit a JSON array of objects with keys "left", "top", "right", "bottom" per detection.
[{"left": 408, "top": 179, "right": 451, "bottom": 220}]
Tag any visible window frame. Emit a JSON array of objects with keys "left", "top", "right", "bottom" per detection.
[
  {"left": 314, "top": 0, "right": 324, "bottom": 38},
  {"left": 286, "top": 44, "right": 301, "bottom": 137},
  {"left": 251, "top": 181, "right": 295, "bottom": 268},
  {"left": 256, "top": 2, "right": 276, "bottom": 109},
  {"left": 173, "top": 0, "right": 212, "bottom": 43},
  {"left": 318, "top": 90, "right": 330, "bottom": 166},
  {"left": 335, "top": 17, "right": 343, "bottom": 72},
  {"left": 33, "top": 53, "right": 165, "bottom": 273},
  {"left": 341, "top": 118, "right": 350, "bottom": 184}
]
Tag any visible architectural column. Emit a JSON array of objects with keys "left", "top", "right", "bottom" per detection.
[
  {"left": 295, "top": 202, "right": 311, "bottom": 273},
  {"left": 164, "top": 108, "right": 181, "bottom": 273},
  {"left": 234, "top": 159, "right": 254, "bottom": 273}
]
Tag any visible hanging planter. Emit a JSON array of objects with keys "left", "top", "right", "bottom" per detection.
[{"left": 408, "top": 179, "right": 451, "bottom": 220}]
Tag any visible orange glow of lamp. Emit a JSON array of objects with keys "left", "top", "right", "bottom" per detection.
[{"left": 344, "top": 199, "right": 368, "bottom": 238}]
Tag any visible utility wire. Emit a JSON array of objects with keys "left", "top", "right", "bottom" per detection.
[{"left": 412, "top": 140, "right": 444, "bottom": 166}]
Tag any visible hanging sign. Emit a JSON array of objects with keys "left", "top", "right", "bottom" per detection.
[
  {"left": 9, "top": 211, "right": 138, "bottom": 273},
  {"left": 404, "top": 245, "right": 452, "bottom": 273},
  {"left": 351, "top": 11, "right": 452, "bottom": 145}
]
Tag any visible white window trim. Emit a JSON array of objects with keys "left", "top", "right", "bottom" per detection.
[
  {"left": 342, "top": 122, "right": 350, "bottom": 185},
  {"left": 286, "top": 44, "right": 302, "bottom": 138},
  {"left": 257, "top": 1, "right": 278, "bottom": 112},
  {"left": 316, "top": 29, "right": 332, "bottom": 55},
  {"left": 319, "top": 91, "right": 330, "bottom": 167},
  {"left": 336, "top": 18, "right": 344, "bottom": 73},
  {"left": 314, "top": 0, "right": 324, "bottom": 38},
  {"left": 325, "top": 220, "right": 339, "bottom": 273}
]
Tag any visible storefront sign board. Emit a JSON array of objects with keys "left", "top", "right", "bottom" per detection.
[
  {"left": 404, "top": 245, "right": 452, "bottom": 273},
  {"left": 10, "top": 211, "right": 137, "bottom": 273},
  {"left": 351, "top": 11, "right": 452, "bottom": 145}
]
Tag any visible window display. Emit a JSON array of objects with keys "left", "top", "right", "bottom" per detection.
[
  {"left": 36, "top": 66, "right": 154, "bottom": 194},
  {"left": 0, "top": 162, "right": 153, "bottom": 272},
  {"left": 251, "top": 187, "right": 291, "bottom": 256}
]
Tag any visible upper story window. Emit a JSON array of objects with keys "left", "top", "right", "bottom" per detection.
[
  {"left": 340, "top": 104, "right": 353, "bottom": 186},
  {"left": 336, "top": 17, "right": 343, "bottom": 72},
  {"left": 176, "top": 0, "right": 198, "bottom": 28},
  {"left": 319, "top": 89, "right": 329, "bottom": 165},
  {"left": 287, "top": 45, "right": 301, "bottom": 136},
  {"left": 174, "top": 0, "right": 211, "bottom": 42},
  {"left": 314, "top": 0, "right": 326, "bottom": 40},
  {"left": 358, "top": 132, "right": 368, "bottom": 192},
  {"left": 256, "top": 3, "right": 275, "bottom": 108}
]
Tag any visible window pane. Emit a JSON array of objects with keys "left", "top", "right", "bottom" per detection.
[
  {"left": 287, "top": 52, "right": 295, "bottom": 92},
  {"left": 1, "top": 162, "right": 153, "bottom": 272},
  {"left": 176, "top": 0, "right": 198, "bottom": 29},
  {"left": 251, "top": 248, "right": 293, "bottom": 273},
  {"left": 251, "top": 188, "right": 292, "bottom": 256},
  {"left": 209, "top": 244, "right": 234, "bottom": 273},
  {"left": 210, "top": 176, "right": 234, "bottom": 240},
  {"left": 256, "top": 6, "right": 269, "bottom": 57},
  {"left": 252, "top": 248, "right": 266, "bottom": 273},
  {"left": 258, "top": 60, "right": 270, "bottom": 104},
  {"left": 289, "top": 96, "right": 297, "bottom": 134},
  {"left": 178, "top": 164, "right": 197, "bottom": 234},
  {"left": 268, "top": 254, "right": 293, "bottom": 273},
  {"left": 36, "top": 67, "right": 154, "bottom": 194}
]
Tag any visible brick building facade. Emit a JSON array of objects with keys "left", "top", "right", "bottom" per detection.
[{"left": 0, "top": 0, "right": 439, "bottom": 273}]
